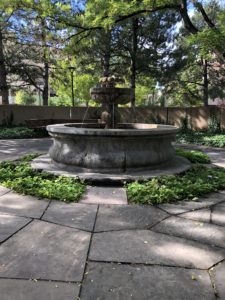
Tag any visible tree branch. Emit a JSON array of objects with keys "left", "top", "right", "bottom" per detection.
[
  {"left": 193, "top": 1, "right": 215, "bottom": 28},
  {"left": 179, "top": 0, "right": 199, "bottom": 34}
]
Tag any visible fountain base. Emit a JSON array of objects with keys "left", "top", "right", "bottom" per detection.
[{"left": 32, "top": 154, "right": 190, "bottom": 184}]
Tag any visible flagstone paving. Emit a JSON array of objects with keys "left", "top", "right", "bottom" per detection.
[
  {"left": 80, "top": 186, "right": 128, "bottom": 205},
  {"left": 42, "top": 201, "right": 98, "bottom": 232},
  {"left": 152, "top": 215, "right": 225, "bottom": 248},
  {"left": 0, "top": 279, "right": 80, "bottom": 300},
  {"left": 212, "top": 202, "right": 225, "bottom": 227},
  {"left": 0, "top": 187, "right": 224, "bottom": 299},
  {"left": 0, "top": 140, "right": 225, "bottom": 299},
  {"left": 212, "top": 260, "right": 225, "bottom": 298},
  {"left": 0, "top": 213, "right": 31, "bottom": 243},
  {"left": 0, "top": 138, "right": 52, "bottom": 161},
  {"left": 0, "top": 186, "right": 11, "bottom": 197},
  {"left": 94, "top": 204, "right": 169, "bottom": 232},
  {"left": 179, "top": 208, "right": 211, "bottom": 223},
  {"left": 81, "top": 263, "right": 215, "bottom": 300},
  {"left": 0, "top": 192, "right": 49, "bottom": 218}
]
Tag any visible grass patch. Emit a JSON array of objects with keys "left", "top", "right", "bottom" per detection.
[
  {"left": 176, "top": 131, "right": 225, "bottom": 148},
  {"left": 175, "top": 148, "right": 210, "bottom": 164},
  {"left": 127, "top": 164, "right": 225, "bottom": 205},
  {"left": 0, "top": 155, "right": 85, "bottom": 202},
  {"left": 0, "top": 127, "right": 48, "bottom": 139}
]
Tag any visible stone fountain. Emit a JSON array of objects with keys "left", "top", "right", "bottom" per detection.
[
  {"left": 32, "top": 76, "right": 190, "bottom": 182},
  {"left": 90, "top": 76, "right": 133, "bottom": 128}
]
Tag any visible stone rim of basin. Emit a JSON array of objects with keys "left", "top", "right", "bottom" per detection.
[{"left": 47, "top": 123, "right": 179, "bottom": 136}]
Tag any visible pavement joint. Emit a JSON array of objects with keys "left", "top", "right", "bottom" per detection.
[
  {"left": 39, "top": 218, "right": 93, "bottom": 234},
  {"left": 92, "top": 225, "right": 225, "bottom": 253},
  {"left": 78, "top": 205, "right": 99, "bottom": 299},
  {"left": 208, "top": 269, "right": 219, "bottom": 299},
  {"left": 208, "top": 259, "right": 225, "bottom": 271},
  {"left": 148, "top": 215, "right": 172, "bottom": 230},
  {"left": 0, "top": 190, "right": 11, "bottom": 198},
  {"left": 0, "top": 218, "right": 33, "bottom": 245},
  {"left": 209, "top": 206, "right": 214, "bottom": 224},
  {"left": 0, "top": 276, "right": 81, "bottom": 284},
  {"left": 169, "top": 213, "right": 225, "bottom": 229},
  {"left": 86, "top": 259, "right": 208, "bottom": 271},
  {"left": 39, "top": 199, "right": 52, "bottom": 219},
  {"left": 150, "top": 222, "right": 225, "bottom": 251},
  {"left": 161, "top": 197, "right": 225, "bottom": 216},
  {"left": 0, "top": 211, "right": 46, "bottom": 222},
  {"left": 156, "top": 205, "right": 176, "bottom": 215}
]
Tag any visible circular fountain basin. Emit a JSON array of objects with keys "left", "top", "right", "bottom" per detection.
[
  {"left": 31, "top": 123, "right": 191, "bottom": 183},
  {"left": 90, "top": 87, "right": 134, "bottom": 104},
  {"left": 48, "top": 123, "right": 178, "bottom": 172}
]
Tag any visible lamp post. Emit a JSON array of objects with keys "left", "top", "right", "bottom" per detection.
[{"left": 68, "top": 66, "right": 76, "bottom": 106}]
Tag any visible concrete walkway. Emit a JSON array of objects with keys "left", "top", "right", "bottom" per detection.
[{"left": 0, "top": 139, "right": 225, "bottom": 299}]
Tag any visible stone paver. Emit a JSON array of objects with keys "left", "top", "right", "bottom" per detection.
[
  {"left": 213, "top": 261, "right": 225, "bottom": 298},
  {"left": 89, "top": 230, "right": 225, "bottom": 269},
  {"left": 0, "top": 186, "right": 10, "bottom": 197},
  {"left": 0, "top": 192, "right": 49, "bottom": 218},
  {"left": 1, "top": 140, "right": 225, "bottom": 299},
  {"left": 204, "top": 149, "right": 225, "bottom": 168},
  {"left": 0, "top": 220, "right": 91, "bottom": 281},
  {"left": 158, "top": 193, "right": 225, "bottom": 214},
  {"left": 80, "top": 186, "right": 128, "bottom": 205},
  {"left": 152, "top": 216, "right": 225, "bottom": 248},
  {"left": 95, "top": 204, "right": 168, "bottom": 232},
  {"left": 42, "top": 201, "right": 98, "bottom": 231},
  {"left": 211, "top": 202, "right": 225, "bottom": 227},
  {"left": 0, "top": 138, "right": 51, "bottom": 162},
  {"left": 180, "top": 208, "right": 211, "bottom": 223},
  {"left": 0, "top": 213, "right": 30, "bottom": 243},
  {"left": 0, "top": 279, "right": 80, "bottom": 300},
  {"left": 81, "top": 262, "right": 215, "bottom": 300}
]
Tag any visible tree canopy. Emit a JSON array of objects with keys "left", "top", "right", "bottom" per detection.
[{"left": 0, "top": 0, "right": 224, "bottom": 107}]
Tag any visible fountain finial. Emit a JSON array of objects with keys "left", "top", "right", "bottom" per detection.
[{"left": 99, "top": 76, "right": 125, "bottom": 88}]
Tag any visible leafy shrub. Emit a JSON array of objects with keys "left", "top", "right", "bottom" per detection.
[
  {"left": 180, "top": 116, "right": 190, "bottom": 133},
  {"left": 15, "top": 90, "right": 36, "bottom": 106},
  {"left": 175, "top": 148, "right": 210, "bottom": 164},
  {"left": 0, "top": 155, "right": 85, "bottom": 202},
  {"left": 208, "top": 113, "right": 221, "bottom": 133},
  {"left": 127, "top": 164, "right": 225, "bottom": 205},
  {"left": 0, "top": 127, "right": 48, "bottom": 139}
]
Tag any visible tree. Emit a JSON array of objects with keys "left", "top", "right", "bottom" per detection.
[
  {"left": 83, "top": 0, "right": 225, "bottom": 59},
  {"left": 50, "top": 57, "right": 98, "bottom": 107},
  {"left": 0, "top": 24, "right": 9, "bottom": 104}
]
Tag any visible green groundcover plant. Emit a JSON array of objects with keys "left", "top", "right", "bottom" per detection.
[
  {"left": 127, "top": 165, "right": 225, "bottom": 205},
  {"left": 0, "top": 127, "right": 48, "bottom": 139},
  {"left": 175, "top": 148, "right": 210, "bottom": 164},
  {"left": 127, "top": 149, "right": 225, "bottom": 205},
  {"left": 176, "top": 132, "right": 225, "bottom": 148},
  {"left": 0, "top": 155, "right": 85, "bottom": 202}
]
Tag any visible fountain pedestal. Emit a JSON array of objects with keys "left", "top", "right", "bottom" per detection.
[{"left": 90, "top": 86, "right": 134, "bottom": 128}]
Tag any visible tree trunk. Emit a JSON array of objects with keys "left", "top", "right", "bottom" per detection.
[
  {"left": 202, "top": 58, "right": 209, "bottom": 106},
  {"left": 42, "top": 62, "right": 49, "bottom": 106},
  {"left": 130, "top": 18, "right": 138, "bottom": 107},
  {"left": 0, "top": 29, "right": 9, "bottom": 104},
  {"left": 41, "top": 18, "right": 49, "bottom": 106}
]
